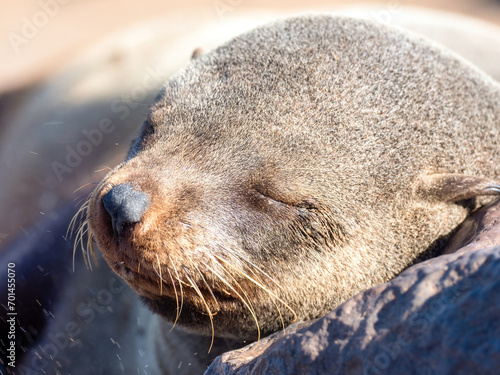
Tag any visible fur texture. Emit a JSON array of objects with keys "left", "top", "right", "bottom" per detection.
[{"left": 86, "top": 15, "right": 500, "bottom": 342}]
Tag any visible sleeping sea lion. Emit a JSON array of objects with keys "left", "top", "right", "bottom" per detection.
[
  {"left": 5, "top": 9, "right": 500, "bottom": 375},
  {"left": 81, "top": 14, "right": 500, "bottom": 346}
]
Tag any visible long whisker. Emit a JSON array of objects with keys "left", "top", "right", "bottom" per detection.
[
  {"left": 200, "top": 260, "right": 261, "bottom": 343},
  {"left": 192, "top": 223, "right": 287, "bottom": 293},
  {"left": 188, "top": 258, "right": 220, "bottom": 313},
  {"left": 94, "top": 166, "right": 113, "bottom": 173},
  {"left": 86, "top": 230, "right": 96, "bottom": 268},
  {"left": 74, "top": 225, "right": 89, "bottom": 269},
  {"left": 220, "top": 251, "right": 291, "bottom": 332},
  {"left": 167, "top": 252, "right": 184, "bottom": 327},
  {"left": 67, "top": 200, "right": 89, "bottom": 239},
  {"left": 232, "top": 253, "right": 287, "bottom": 293},
  {"left": 151, "top": 261, "right": 181, "bottom": 325},
  {"left": 151, "top": 252, "right": 182, "bottom": 330},
  {"left": 174, "top": 239, "right": 219, "bottom": 311},
  {"left": 232, "top": 256, "right": 287, "bottom": 332},
  {"left": 182, "top": 266, "right": 215, "bottom": 353},
  {"left": 164, "top": 265, "right": 181, "bottom": 329},
  {"left": 74, "top": 195, "right": 91, "bottom": 209},
  {"left": 155, "top": 253, "right": 163, "bottom": 296},
  {"left": 189, "top": 235, "right": 283, "bottom": 337},
  {"left": 213, "top": 254, "right": 297, "bottom": 325},
  {"left": 67, "top": 193, "right": 99, "bottom": 271},
  {"left": 73, "top": 182, "right": 99, "bottom": 194},
  {"left": 80, "top": 227, "right": 94, "bottom": 270}
]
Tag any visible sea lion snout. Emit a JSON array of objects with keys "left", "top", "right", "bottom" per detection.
[{"left": 102, "top": 184, "right": 150, "bottom": 239}]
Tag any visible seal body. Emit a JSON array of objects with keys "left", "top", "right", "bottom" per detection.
[{"left": 85, "top": 15, "right": 500, "bottom": 341}]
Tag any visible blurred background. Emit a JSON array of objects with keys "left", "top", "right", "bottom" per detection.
[{"left": 2, "top": 0, "right": 500, "bottom": 94}]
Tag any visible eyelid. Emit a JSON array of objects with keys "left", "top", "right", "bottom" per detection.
[
  {"left": 253, "top": 187, "right": 289, "bottom": 206},
  {"left": 252, "top": 186, "right": 317, "bottom": 210}
]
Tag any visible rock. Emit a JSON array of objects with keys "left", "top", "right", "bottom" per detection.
[{"left": 206, "top": 199, "right": 500, "bottom": 375}]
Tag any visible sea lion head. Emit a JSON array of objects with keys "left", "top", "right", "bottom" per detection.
[{"left": 84, "top": 16, "right": 500, "bottom": 340}]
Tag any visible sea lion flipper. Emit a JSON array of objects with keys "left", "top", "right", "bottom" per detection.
[{"left": 414, "top": 173, "right": 500, "bottom": 202}]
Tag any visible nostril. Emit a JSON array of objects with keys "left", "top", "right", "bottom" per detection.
[{"left": 102, "top": 184, "right": 150, "bottom": 239}]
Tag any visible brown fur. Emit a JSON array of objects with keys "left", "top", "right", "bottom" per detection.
[{"left": 85, "top": 15, "right": 500, "bottom": 343}]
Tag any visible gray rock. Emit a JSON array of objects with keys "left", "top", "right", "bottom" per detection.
[{"left": 206, "top": 200, "right": 500, "bottom": 375}]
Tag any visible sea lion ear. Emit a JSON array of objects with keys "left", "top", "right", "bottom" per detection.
[
  {"left": 414, "top": 173, "right": 500, "bottom": 202},
  {"left": 191, "top": 47, "right": 204, "bottom": 60}
]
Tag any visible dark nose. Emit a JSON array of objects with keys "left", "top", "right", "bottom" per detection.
[{"left": 102, "top": 184, "right": 150, "bottom": 239}]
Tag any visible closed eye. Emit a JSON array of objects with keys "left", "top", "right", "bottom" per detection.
[
  {"left": 251, "top": 185, "right": 318, "bottom": 211},
  {"left": 250, "top": 186, "right": 344, "bottom": 244}
]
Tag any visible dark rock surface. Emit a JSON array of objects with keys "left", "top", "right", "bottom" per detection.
[{"left": 206, "top": 199, "right": 500, "bottom": 375}]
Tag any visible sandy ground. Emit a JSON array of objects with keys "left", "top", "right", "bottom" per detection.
[{"left": 2, "top": 0, "right": 500, "bottom": 94}]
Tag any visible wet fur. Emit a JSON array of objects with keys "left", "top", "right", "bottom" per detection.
[{"left": 84, "top": 16, "right": 500, "bottom": 342}]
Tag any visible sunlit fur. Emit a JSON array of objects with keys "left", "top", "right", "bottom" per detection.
[{"left": 76, "top": 16, "right": 500, "bottom": 346}]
